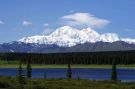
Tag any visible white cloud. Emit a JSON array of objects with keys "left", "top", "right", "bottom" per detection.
[
  {"left": 22, "top": 21, "right": 32, "bottom": 27},
  {"left": 42, "top": 28, "right": 54, "bottom": 35},
  {"left": 43, "top": 23, "right": 49, "bottom": 27},
  {"left": 62, "top": 12, "right": 110, "bottom": 28},
  {"left": 0, "top": 20, "right": 4, "bottom": 24}
]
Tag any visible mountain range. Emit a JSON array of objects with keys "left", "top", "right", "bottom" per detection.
[{"left": 0, "top": 26, "right": 135, "bottom": 53}]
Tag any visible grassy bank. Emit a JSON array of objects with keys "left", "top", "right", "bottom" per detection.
[
  {"left": 1, "top": 64, "right": 135, "bottom": 68},
  {"left": 0, "top": 76, "right": 135, "bottom": 89},
  {"left": 1, "top": 60, "right": 135, "bottom": 68}
]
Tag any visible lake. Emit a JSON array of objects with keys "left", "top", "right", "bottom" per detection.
[{"left": 0, "top": 68, "right": 135, "bottom": 82}]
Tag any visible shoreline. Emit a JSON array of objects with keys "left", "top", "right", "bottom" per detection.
[{"left": 1, "top": 64, "right": 135, "bottom": 68}]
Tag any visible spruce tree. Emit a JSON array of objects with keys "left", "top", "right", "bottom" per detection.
[
  {"left": 111, "top": 59, "right": 117, "bottom": 81},
  {"left": 26, "top": 58, "right": 32, "bottom": 78},
  {"left": 17, "top": 62, "right": 24, "bottom": 89},
  {"left": 77, "top": 75, "right": 80, "bottom": 80},
  {"left": 44, "top": 72, "right": 47, "bottom": 79},
  {"left": 67, "top": 59, "right": 72, "bottom": 79}
]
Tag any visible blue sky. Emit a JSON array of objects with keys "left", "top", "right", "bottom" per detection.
[{"left": 0, "top": 0, "right": 135, "bottom": 43}]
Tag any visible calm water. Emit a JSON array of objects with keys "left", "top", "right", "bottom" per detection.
[{"left": 0, "top": 68, "right": 135, "bottom": 82}]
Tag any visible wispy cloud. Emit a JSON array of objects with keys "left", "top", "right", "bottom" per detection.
[
  {"left": 125, "top": 29, "right": 134, "bottom": 32},
  {"left": 0, "top": 20, "right": 4, "bottom": 25},
  {"left": 61, "top": 12, "right": 110, "bottom": 28},
  {"left": 69, "top": 10, "right": 74, "bottom": 13},
  {"left": 43, "top": 23, "right": 49, "bottom": 27},
  {"left": 22, "top": 21, "right": 32, "bottom": 27}
]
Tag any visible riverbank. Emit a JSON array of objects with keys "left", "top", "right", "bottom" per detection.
[
  {"left": 1, "top": 64, "right": 135, "bottom": 68},
  {"left": 0, "top": 76, "right": 135, "bottom": 89}
]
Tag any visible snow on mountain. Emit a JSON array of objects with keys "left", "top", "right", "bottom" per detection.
[
  {"left": 121, "top": 38, "right": 135, "bottom": 44},
  {"left": 80, "top": 28, "right": 100, "bottom": 42},
  {"left": 19, "top": 26, "right": 135, "bottom": 47},
  {"left": 100, "top": 33, "right": 119, "bottom": 42}
]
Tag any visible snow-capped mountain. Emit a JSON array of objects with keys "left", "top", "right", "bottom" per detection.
[
  {"left": 19, "top": 26, "right": 135, "bottom": 47},
  {"left": 1, "top": 26, "right": 135, "bottom": 53}
]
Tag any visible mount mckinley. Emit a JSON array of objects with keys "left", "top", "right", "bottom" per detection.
[{"left": 1, "top": 26, "right": 135, "bottom": 53}]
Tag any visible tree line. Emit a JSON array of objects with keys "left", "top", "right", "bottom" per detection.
[{"left": 0, "top": 51, "right": 135, "bottom": 64}]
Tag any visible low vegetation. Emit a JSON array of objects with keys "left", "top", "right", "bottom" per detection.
[{"left": 0, "top": 76, "right": 135, "bottom": 89}]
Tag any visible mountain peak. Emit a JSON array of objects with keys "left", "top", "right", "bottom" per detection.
[
  {"left": 82, "top": 27, "right": 94, "bottom": 33},
  {"left": 50, "top": 26, "right": 79, "bottom": 37},
  {"left": 19, "top": 26, "right": 135, "bottom": 47},
  {"left": 58, "top": 25, "right": 74, "bottom": 30},
  {"left": 101, "top": 33, "right": 119, "bottom": 42}
]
